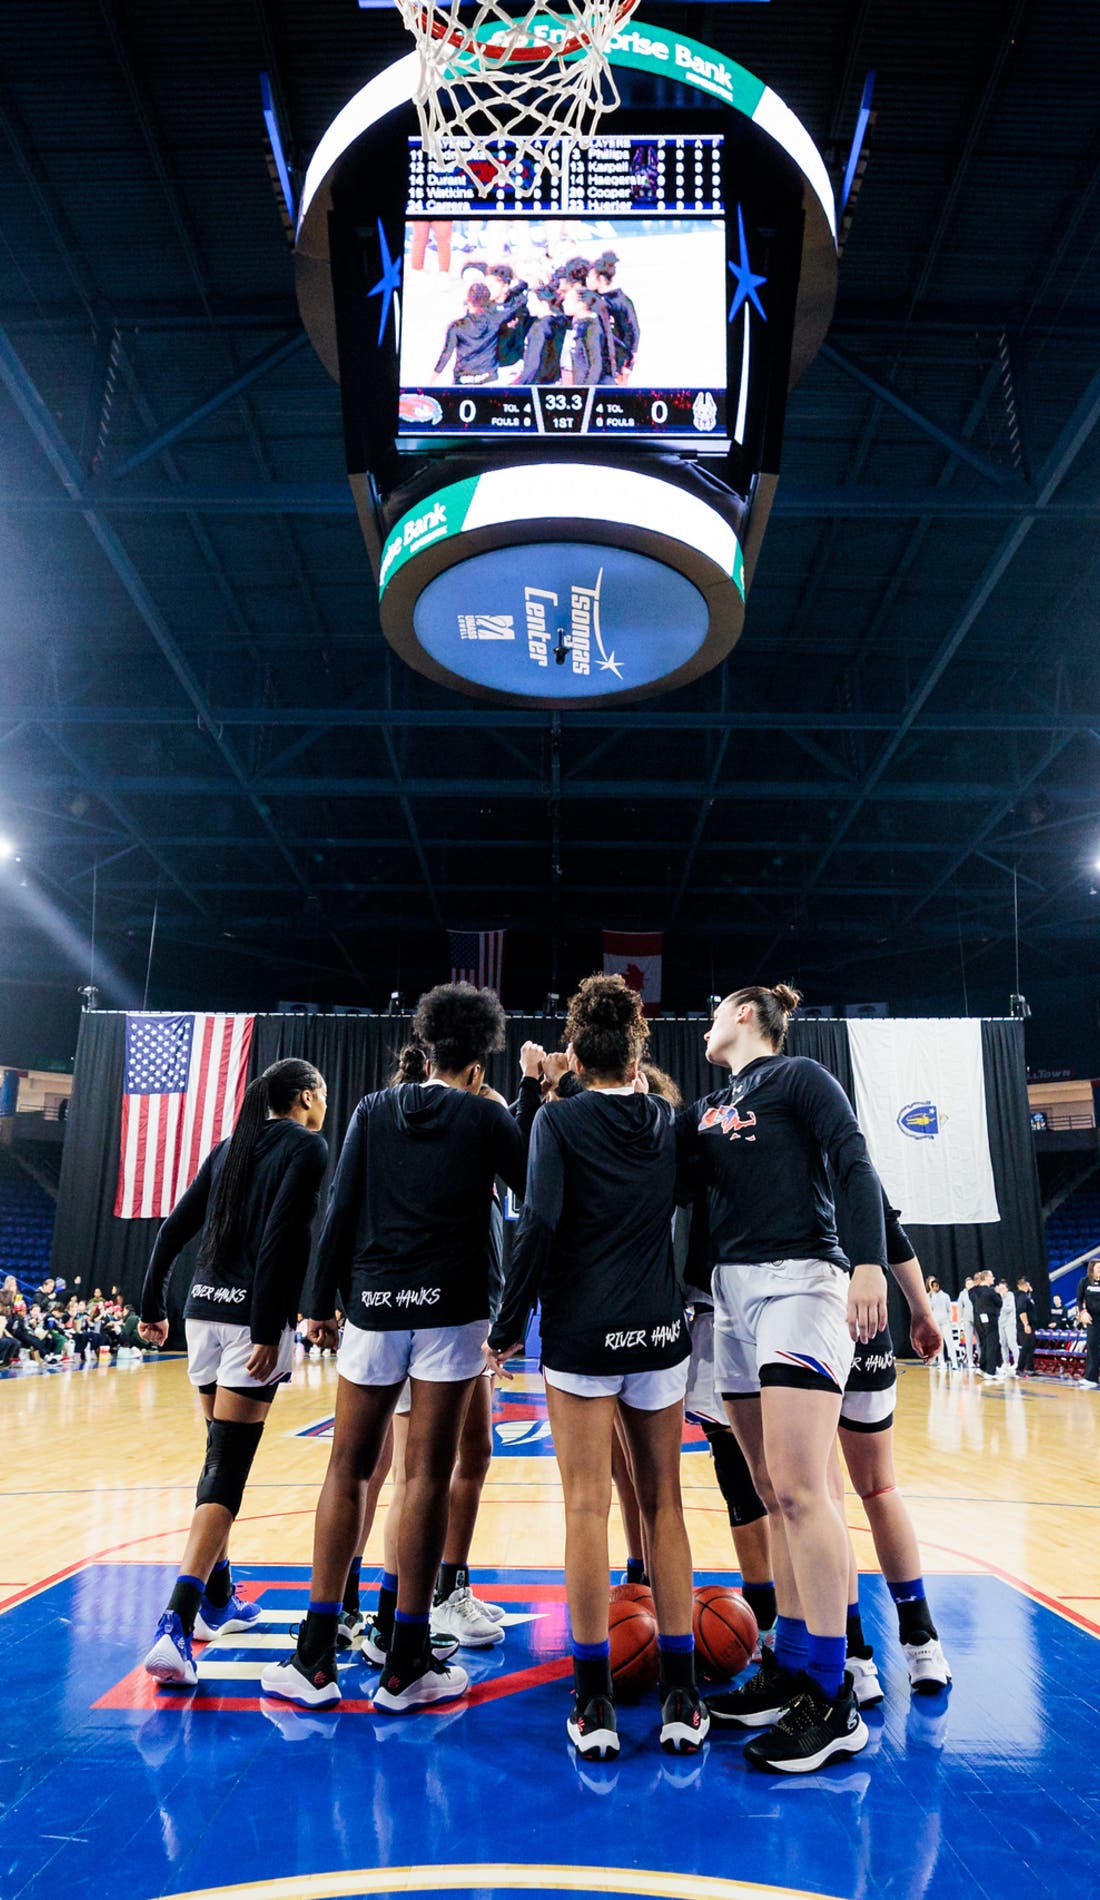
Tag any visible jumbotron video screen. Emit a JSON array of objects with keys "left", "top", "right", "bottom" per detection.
[{"left": 396, "top": 134, "right": 729, "bottom": 448}]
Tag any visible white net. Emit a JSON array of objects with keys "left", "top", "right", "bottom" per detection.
[{"left": 397, "top": 0, "right": 637, "bottom": 195}]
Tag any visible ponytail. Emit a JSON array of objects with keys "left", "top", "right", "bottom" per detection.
[
  {"left": 721, "top": 983, "right": 802, "bottom": 1051},
  {"left": 199, "top": 1057, "right": 322, "bottom": 1269}
]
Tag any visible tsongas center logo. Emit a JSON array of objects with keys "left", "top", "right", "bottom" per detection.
[
  {"left": 460, "top": 567, "right": 624, "bottom": 681},
  {"left": 897, "top": 1101, "right": 940, "bottom": 1140}
]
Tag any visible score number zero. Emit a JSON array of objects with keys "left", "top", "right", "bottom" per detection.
[{"left": 455, "top": 393, "right": 672, "bottom": 427}]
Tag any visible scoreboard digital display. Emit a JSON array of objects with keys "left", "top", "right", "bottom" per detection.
[{"left": 396, "top": 133, "right": 729, "bottom": 449}]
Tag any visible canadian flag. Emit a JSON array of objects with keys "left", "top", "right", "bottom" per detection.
[{"left": 602, "top": 930, "right": 663, "bottom": 1015}]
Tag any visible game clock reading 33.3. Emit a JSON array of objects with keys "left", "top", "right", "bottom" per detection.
[{"left": 397, "top": 134, "right": 728, "bottom": 448}]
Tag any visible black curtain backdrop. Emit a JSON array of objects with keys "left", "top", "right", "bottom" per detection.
[{"left": 52, "top": 1011, "right": 1046, "bottom": 1337}]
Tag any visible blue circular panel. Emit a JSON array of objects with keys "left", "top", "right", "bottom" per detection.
[{"left": 412, "top": 542, "right": 708, "bottom": 699}]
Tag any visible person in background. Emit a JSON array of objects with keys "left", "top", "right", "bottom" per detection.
[
  {"left": 956, "top": 1275, "right": 975, "bottom": 1370},
  {"left": 0, "top": 1313, "right": 21, "bottom": 1368},
  {"left": 926, "top": 1279, "right": 958, "bottom": 1368},
  {"left": 1014, "top": 1278, "right": 1036, "bottom": 1378},
  {"left": 996, "top": 1278, "right": 1018, "bottom": 1377},
  {"left": 969, "top": 1271, "right": 1003, "bottom": 1381},
  {"left": 1075, "top": 1259, "right": 1100, "bottom": 1388}
]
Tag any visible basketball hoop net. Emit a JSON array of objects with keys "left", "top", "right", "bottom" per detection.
[{"left": 397, "top": 0, "right": 641, "bottom": 194}]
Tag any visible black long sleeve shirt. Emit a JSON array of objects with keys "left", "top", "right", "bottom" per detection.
[
  {"left": 678, "top": 1054, "right": 886, "bottom": 1274},
  {"left": 309, "top": 1080, "right": 537, "bottom": 1332},
  {"left": 433, "top": 307, "right": 511, "bottom": 379},
  {"left": 491, "top": 1089, "right": 687, "bottom": 1375},
  {"left": 140, "top": 1118, "right": 328, "bottom": 1344}
]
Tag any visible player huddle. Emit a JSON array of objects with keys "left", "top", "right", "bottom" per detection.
[
  {"left": 434, "top": 253, "right": 640, "bottom": 387},
  {"left": 138, "top": 974, "right": 950, "bottom": 1777}
]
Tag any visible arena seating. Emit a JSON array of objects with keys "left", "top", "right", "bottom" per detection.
[
  {"left": 1045, "top": 1185, "right": 1100, "bottom": 1281},
  {"left": 0, "top": 1151, "right": 57, "bottom": 1294}
]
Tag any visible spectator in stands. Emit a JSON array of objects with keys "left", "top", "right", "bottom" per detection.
[
  {"left": 1050, "top": 1294, "right": 1067, "bottom": 1325},
  {"left": 0, "top": 1275, "right": 17, "bottom": 1320},
  {"left": 997, "top": 1277, "right": 1018, "bottom": 1376},
  {"left": 1015, "top": 1278, "right": 1036, "bottom": 1378},
  {"left": 0, "top": 1313, "right": 20, "bottom": 1368},
  {"left": 970, "top": 1271, "right": 1003, "bottom": 1381},
  {"left": 926, "top": 1278, "right": 958, "bottom": 1367},
  {"left": 36, "top": 1276, "right": 57, "bottom": 1304},
  {"left": 1075, "top": 1259, "right": 1100, "bottom": 1388},
  {"left": 956, "top": 1275, "right": 975, "bottom": 1368}
]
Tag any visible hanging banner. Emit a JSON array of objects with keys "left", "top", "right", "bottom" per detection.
[{"left": 848, "top": 1019, "right": 999, "bottom": 1226}]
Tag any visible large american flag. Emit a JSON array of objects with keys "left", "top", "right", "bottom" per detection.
[
  {"left": 448, "top": 929, "right": 505, "bottom": 995},
  {"left": 114, "top": 1012, "right": 255, "bottom": 1220}
]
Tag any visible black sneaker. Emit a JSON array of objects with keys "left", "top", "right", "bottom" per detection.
[
  {"left": 659, "top": 1686, "right": 711, "bottom": 1754},
  {"left": 566, "top": 1692, "right": 620, "bottom": 1761},
  {"left": 705, "top": 1645, "right": 798, "bottom": 1728},
  {"left": 743, "top": 1673, "right": 868, "bottom": 1775}
]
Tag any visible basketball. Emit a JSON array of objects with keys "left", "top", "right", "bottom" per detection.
[
  {"left": 692, "top": 1586, "right": 758, "bottom": 1680},
  {"left": 609, "top": 1580, "right": 656, "bottom": 1612},
  {"left": 608, "top": 1597, "right": 659, "bottom": 1698}
]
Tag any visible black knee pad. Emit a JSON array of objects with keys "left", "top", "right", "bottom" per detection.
[
  {"left": 702, "top": 1419, "right": 768, "bottom": 1528},
  {"left": 195, "top": 1418, "right": 265, "bottom": 1517}
]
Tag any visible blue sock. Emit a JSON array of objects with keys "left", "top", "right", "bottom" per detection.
[
  {"left": 625, "top": 1556, "right": 647, "bottom": 1584},
  {"left": 887, "top": 1577, "right": 926, "bottom": 1604},
  {"left": 573, "top": 1637, "right": 612, "bottom": 1660},
  {"left": 381, "top": 1570, "right": 398, "bottom": 1595},
  {"left": 888, "top": 1575, "right": 937, "bottom": 1643},
  {"left": 805, "top": 1632, "right": 847, "bottom": 1700},
  {"left": 774, "top": 1614, "right": 808, "bottom": 1675}
]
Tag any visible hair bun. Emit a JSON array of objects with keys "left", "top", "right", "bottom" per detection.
[{"left": 771, "top": 983, "right": 802, "bottom": 1014}]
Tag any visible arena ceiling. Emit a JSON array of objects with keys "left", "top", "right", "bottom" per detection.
[{"left": 1, "top": 0, "right": 1099, "bottom": 1021}]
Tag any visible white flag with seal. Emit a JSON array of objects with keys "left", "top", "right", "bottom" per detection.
[{"left": 848, "top": 1019, "right": 999, "bottom": 1225}]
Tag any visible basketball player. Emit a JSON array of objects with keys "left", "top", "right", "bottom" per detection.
[
  {"left": 588, "top": 251, "right": 640, "bottom": 379},
  {"left": 487, "top": 975, "right": 705, "bottom": 1760},
  {"left": 678, "top": 985, "right": 887, "bottom": 1774},
  {"left": 956, "top": 1275, "right": 976, "bottom": 1369},
  {"left": 970, "top": 1270, "right": 1004, "bottom": 1379},
  {"left": 138, "top": 1058, "right": 329, "bottom": 1686},
  {"left": 260, "top": 987, "right": 540, "bottom": 1711},
  {"left": 1075, "top": 1258, "right": 1100, "bottom": 1387},
  {"left": 836, "top": 1210, "right": 952, "bottom": 1700},
  {"left": 926, "top": 1279, "right": 958, "bottom": 1367}
]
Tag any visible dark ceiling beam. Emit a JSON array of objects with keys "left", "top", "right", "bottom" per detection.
[
  {"left": 100, "top": 333, "right": 309, "bottom": 482},
  {"left": 6, "top": 482, "right": 1098, "bottom": 519},
  {"left": 97, "top": 876, "right": 1040, "bottom": 902},
  {"left": 795, "top": 359, "right": 1100, "bottom": 902},
  {"left": 40, "top": 728, "right": 206, "bottom": 915},
  {"left": 71, "top": 835, "right": 1033, "bottom": 859},
  {"left": 0, "top": 325, "right": 366, "bottom": 985},
  {"left": 14, "top": 773, "right": 1078, "bottom": 804},
  {"left": 819, "top": 342, "right": 1024, "bottom": 490},
  {"left": 6, "top": 705, "right": 1100, "bottom": 735}
]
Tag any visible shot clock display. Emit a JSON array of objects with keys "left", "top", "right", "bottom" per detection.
[{"left": 397, "top": 134, "right": 729, "bottom": 448}]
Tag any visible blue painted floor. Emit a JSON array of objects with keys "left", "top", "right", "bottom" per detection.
[{"left": 2, "top": 1564, "right": 1098, "bottom": 1900}]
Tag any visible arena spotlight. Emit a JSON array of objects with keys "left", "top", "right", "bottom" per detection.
[
  {"left": 707, "top": 993, "right": 723, "bottom": 1013},
  {"left": 0, "top": 836, "right": 15, "bottom": 862}
]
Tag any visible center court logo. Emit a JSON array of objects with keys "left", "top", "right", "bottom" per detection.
[
  {"left": 897, "top": 1101, "right": 940, "bottom": 1139},
  {"left": 295, "top": 1388, "right": 709, "bottom": 1456}
]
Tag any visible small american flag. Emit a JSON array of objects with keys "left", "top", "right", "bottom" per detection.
[
  {"left": 448, "top": 929, "right": 505, "bottom": 995},
  {"left": 114, "top": 1012, "right": 255, "bottom": 1220}
]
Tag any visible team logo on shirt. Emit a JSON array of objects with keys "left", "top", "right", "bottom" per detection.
[
  {"left": 897, "top": 1101, "right": 940, "bottom": 1140},
  {"left": 699, "top": 1104, "right": 757, "bottom": 1141}
]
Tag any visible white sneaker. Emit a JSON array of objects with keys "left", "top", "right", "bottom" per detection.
[
  {"left": 846, "top": 1653, "right": 884, "bottom": 1707},
  {"left": 373, "top": 1656, "right": 469, "bottom": 1712},
  {"left": 1078, "top": 1379, "right": 1098, "bottom": 1389},
  {"left": 260, "top": 1655, "right": 340, "bottom": 1708},
  {"left": 432, "top": 1584, "right": 505, "bottom": 1648},
  {"left": 902, "top": 1637, "right": 952, "bottom": 1694},
  {"left": 470, "top": 1593, "right": 506, "bottom": 1624}
]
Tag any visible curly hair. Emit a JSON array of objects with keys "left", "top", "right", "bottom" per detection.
[
  {"left": 640, "top": 1062, "right": 682, "bottom": 1108},
  {"left": 412, "top": 983, "right": 507, "bottom": 1074},
  {"left": 389, "top": 1038, "right": 429, "bottom": 1086},
  {"left": 565, "top": 972, "right": 647, "bottom": 1078}
]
